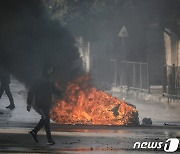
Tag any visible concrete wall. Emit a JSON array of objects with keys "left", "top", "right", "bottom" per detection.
[
  {"left": 164, "top": 29, "right": 180, "bottom": 66},
  {"left": 147, "top": 28, "right": 165, "bottom": 85}
]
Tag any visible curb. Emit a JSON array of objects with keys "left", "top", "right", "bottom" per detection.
[{"left": 111, "top": 87, "right": 180, "bottom": 103}]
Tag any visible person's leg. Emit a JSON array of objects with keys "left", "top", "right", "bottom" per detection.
[
  {"left": 39, "top": 109, "right": 52, "bottom": 139},
  {"left": 29, "top": 116, "right": 44, "bottom": 143},
  {"left": 0, "top": 86, "right": 5, "bottom": 114},
  {"left": 4, "top": 84, "right": 15, "bottom": 108},
  {"left": 33, "top": 117, "right": 45, "bottom": 133},
  {"left": 44, "top": 116, "right": 52, "bottom": 139},
  {"left": 44, "top": 116, "right": 55, "bottom": 145},
  {"left": 0, "top": 86, "right": 5, "bottom": 99},
  {"left": 42, "top": 109, "right": 55, "bottom": 145}
]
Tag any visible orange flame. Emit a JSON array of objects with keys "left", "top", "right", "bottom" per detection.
[{"left": 50, "top": 76, "right": 139, "bottom": 125}]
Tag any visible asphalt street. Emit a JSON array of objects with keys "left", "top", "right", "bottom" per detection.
[{"left": 0, "top": 78, "right": 180, "bottom": 153}]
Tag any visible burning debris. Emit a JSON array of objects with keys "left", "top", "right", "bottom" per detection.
[{"left": 50, "top": 76, "right": 139, "bottom": 126}]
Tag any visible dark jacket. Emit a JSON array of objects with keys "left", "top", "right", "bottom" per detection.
[{"left": 27, "top": 76, "right": 61, "bottom": 113}]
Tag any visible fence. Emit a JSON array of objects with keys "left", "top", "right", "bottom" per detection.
[
  {"left": 118, "top": 61, "right": 150, "bottom": 92},
  {"left": 91, "top": 59, "right": 150, "bottom": 92},
  {"left": 163, "top": 65, "right": 180, "bottom": 97},
  {"left": 91, "top": 58, "right": 114, "bottom": 90},
  {"left": 91, "top": 58, "right": 180, "bottom": 97}
]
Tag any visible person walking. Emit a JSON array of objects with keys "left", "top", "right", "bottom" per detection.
[{"left": 27, "top": 64, "right": 62, "bottom": 145}]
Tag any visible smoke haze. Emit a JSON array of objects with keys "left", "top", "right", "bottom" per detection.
[{"left": 0, "top": 0, "right": 82, "bottom": 87}]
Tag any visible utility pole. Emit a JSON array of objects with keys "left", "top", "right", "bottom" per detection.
[
  {"left": 110, "top": 59, "right": 117, "bottom": 86},
  {"left": 118, "top": 26, "right": 128, "bottom": 87},
  {"left": 118, "top": 26, "right": 128, "bottom": 60}
]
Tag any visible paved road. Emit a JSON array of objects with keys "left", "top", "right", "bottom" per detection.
[
  {"left": 111, "top": 92, "right": 180, "bottom": 126},
  {"left": 0, "top": 78, "right": 180, "bottom": 153},
  {"left": 0, "top": 125, "right": 180, "bottom": 153}
]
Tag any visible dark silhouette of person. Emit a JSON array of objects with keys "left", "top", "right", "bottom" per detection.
[
  {"left": 27, "top": 64, "right": 63, "bottom": 145},
  {"left": 0, "top": 69, "right": 15, "bottom": 110}
]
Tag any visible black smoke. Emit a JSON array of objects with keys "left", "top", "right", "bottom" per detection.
[{"left": 0, "top": 0, "right": 82, "bottom": 87}]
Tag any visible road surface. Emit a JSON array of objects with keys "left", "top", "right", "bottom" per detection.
[{"left": 0, "top": 78, "right": 180, "bottom": 153}]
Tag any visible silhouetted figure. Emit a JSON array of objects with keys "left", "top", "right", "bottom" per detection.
[
  {"left": 27, "top": 64, "right": 62, "bottom": 145},
  {"left": 0, "top": 69, "right": 15, "bottom": 110}
]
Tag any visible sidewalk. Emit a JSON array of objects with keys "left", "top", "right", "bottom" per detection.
[
  {"left": 0, "top": 78, "right": 40, "bottom": 127},
  {"left": 111, "top": 85, "right": 180, "bottom": 103}
]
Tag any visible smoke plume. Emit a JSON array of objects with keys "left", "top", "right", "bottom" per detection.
[{"left": 0, "top": 0, "right": 82, "bottom": 87}]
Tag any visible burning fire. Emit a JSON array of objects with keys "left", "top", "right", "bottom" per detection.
[{"left": 50, "top": 76, "right": 139, "bottom": 125}]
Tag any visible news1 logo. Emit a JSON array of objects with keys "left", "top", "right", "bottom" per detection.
[
  {"left": 164, "top": 139, "right": 179, "bottom": 152},
  {"left": 133, "top": 138, "right": 179, "bottom": 152}
]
